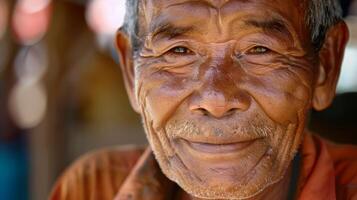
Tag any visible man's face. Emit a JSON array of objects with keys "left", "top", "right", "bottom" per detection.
[{"left": 122, "top": 0, "right": 326, "bottom": 199}]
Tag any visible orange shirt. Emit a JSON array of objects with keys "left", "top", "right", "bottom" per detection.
[
  {"left": 299, "top": 134, "right": 357, "bottom": 200},
  {"left": 49, "top": 133, "right": 357, "bottom": 200}
]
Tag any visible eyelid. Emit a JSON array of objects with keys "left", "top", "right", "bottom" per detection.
[
  {"left": 159, "top": 41, "right": 196, "bottom": 55},
  {"left": 246, "top": 46, "right": 271, "bottom": 54},
  {"left": 168, "top": 46, "right": 194, "bottom": 54},
  {"left": 236, "top": 44, "right": 275, "bottom": 57},
  {"left": 233, "top": 45, "right": 275, "bottom": 61}
]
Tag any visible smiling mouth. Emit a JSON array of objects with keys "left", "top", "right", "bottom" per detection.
[{"left": 181, "top": 138, "right": 260, "bottom": 154}]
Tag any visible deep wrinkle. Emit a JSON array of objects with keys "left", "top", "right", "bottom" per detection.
[
  {"left": 138, "top": 39, "right": 313, "bottom": 122},
  {"left": 135, "top": 34, "right": 308, "bottom": 198},
  {"left": 159, "top": 105, "right": 290, "bottom": 198},
  {"left": 141, "top": 1, "right": 303, "bottom": 49}
]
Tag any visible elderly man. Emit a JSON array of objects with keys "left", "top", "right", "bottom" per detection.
[{"left": 50, "top": 0, "right": 357, "bottom": 199}]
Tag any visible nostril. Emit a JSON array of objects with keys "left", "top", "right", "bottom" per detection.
[
  {"left": 193, "top": 107, "right": 237, "bottom": 118},
  {"left": 196, "top": 108, "right": 209, "bottom": 116},
  {"left": 227, "top": 108, "right": 238, "bottom": 115},
  {"left": 191, "top": 107, "right": 210, "bottom": 116}
]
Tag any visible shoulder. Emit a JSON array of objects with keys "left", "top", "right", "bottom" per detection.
[
  {"left": 320, "top": 136, "right": 357, "bottom": 199},
  {"left": 49, "top": 145, "right": 146, "bottom": 200}
]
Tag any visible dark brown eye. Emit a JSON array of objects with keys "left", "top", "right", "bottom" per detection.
[
  {"left": 247, "top": 46, "right": 270, "bottom": 54},
  {"left": 170, "top": 46, "right": 192, "bottom": 54}
]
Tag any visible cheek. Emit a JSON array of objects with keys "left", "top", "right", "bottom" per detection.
[
  {"left": 137, "top": 71, "right": 195, "bottom": 130},
  {"left": 246, "top": 68, "right": 312, "bottom": 125}
]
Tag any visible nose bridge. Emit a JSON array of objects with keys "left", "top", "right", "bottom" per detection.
[
  {"left": 202, "top": 65, "right": 233, "bottom": 99},
  {"left": 189, "top": 45, "right": 250, "bottom": 118},
  {"left": 209, "top": 43, "right": 230, "bottom": 63},
  {"left": 202, "top": 43, "right": 236, "bottom": 97}
]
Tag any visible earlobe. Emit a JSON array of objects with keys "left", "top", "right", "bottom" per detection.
[
  {"left": 312, "top": 21, "right": 349, "bottom": 111},
  {"left": 116, "top": 30, "right": 141, "bottom": 113}
]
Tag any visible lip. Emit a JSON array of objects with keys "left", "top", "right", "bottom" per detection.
[{"left": 180, "top": 138, "right": 261, "bottom": 154}]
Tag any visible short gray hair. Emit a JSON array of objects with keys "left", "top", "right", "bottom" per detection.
[
  {"left": 121, "top": 0, "right": 343, "bottom": 54},
  {"left": 120, "top": 0, "right": 140, "bottom": 55},
  {"left": 308, "top": 0, "right": 343, "bottom": 51}
]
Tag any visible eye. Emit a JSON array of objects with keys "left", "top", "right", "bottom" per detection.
[
  {"left": 169, "top": 46, "right": 193, "bottom": 54},
  {"left": 247, "top": 46, "right": 271, "bottom": 55}
]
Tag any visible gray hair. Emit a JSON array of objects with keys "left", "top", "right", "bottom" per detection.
[
  {"left": 120, "top": 0, "right": 140, "bottom": 55},
  {"left": 121, "top": 0, "right": 343, "bottom": 54},
  {"left": 308, "top": 0, "right": 343, "bottom": 50}
]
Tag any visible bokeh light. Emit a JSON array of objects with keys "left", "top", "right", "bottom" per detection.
[
  {"left": 337, "top": 17, "right": 357, "bottom": 93},
  {"left": 86, "top": 0, "right": 126, "bottom": 35},
  {"left": 338, "top": 47, "right": 357, "bottom": 93},
  {"left": 12, "top": 0, "right": 52, "bottom": 45},
  {"left": 14, "top": 44, "right": 48, "bottom": 84},
  {"left": 9, "top": 44, "right": 48, "bottom": 129},
  {"left": 9, "top": 81, "right": 47, "bottom": 129}
]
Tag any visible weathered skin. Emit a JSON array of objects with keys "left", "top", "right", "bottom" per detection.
[{"left": 116, "top": 0, "right": 349, "bottom": 199}]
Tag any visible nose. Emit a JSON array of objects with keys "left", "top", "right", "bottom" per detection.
[
  {"left": 189, "top": 65, "right": 250, "bottom": 118},
  {"left": 190, "top": 90, "right": 249, "bottom": 118},
  {"left": 190, "top": 47, "right": 250, "bottom": 118}
]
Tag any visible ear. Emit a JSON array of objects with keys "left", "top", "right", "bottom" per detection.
[
  {"left": 312, "top": 21, "right": 349, "bottom": 111},
  {"left": 116, "top": 30, "right": 140, "bottom": 113}
]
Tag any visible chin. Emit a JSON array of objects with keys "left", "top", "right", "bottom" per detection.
[
  {"left": 146, "top": 120, "right": 303, "bottom": 200},
  {"left": 139, "top": 98, "right": 306, "bottom": 200},
  {"left": 159, "top": 147, "right": 285, "bottom": 200},
  {"left": 161, "top": 144, "right": 298, "bottom": 200}
]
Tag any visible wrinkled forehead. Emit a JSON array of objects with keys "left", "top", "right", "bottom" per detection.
[
  {"left": 139, "top": 0, "right": 307, "bottom": 37},
  {"left": 142, "top": 0, "right": 303, "bottom": 9}
]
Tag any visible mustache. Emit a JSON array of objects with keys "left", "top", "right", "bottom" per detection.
[{"left": 165, "top": 116, "right": 276, "bottom": 139}]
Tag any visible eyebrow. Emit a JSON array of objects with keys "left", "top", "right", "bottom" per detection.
[
  {"left": 148, "top": 17, "right": 293, "bottom": 41},
  {"left": 244, "top": 18, "right": 293, "bottom": 37},
  {"left": 149, "top": 21, "right": 196, "bottom": 41}
]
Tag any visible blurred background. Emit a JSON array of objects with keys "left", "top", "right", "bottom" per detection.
[{"left": 0, "top": 0, "right": 356, "bottom": 200}]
